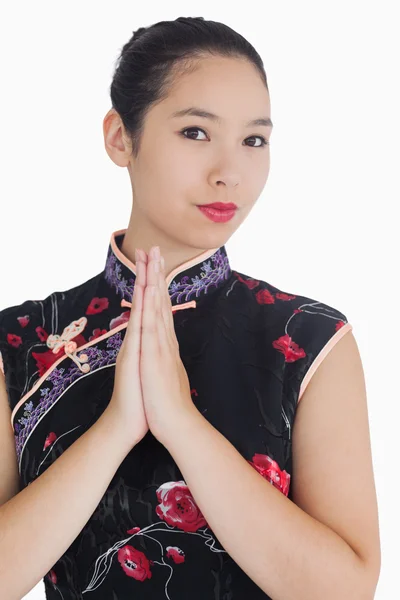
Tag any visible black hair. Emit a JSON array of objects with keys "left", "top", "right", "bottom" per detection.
[{"left": 109, "top": 16, "right": 269, "bottom": 158}]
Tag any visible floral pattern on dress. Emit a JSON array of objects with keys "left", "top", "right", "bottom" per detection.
[{"left": 0, "top": 228, "right": 352, "bottom": 599}]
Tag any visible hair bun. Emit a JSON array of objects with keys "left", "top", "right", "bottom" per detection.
[{"left": 132, "top": 27, "right": 147, "bottom": 42}]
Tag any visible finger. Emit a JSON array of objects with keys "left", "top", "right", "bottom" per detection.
[
  {"left": 146, "top": 247, "right": 159, "bottom": 288},
  {"left": 158, "top": 256, "right": 177, "bottom": 347},
  {"left": 154, "top": 274, "right": 170, "bottom": 353},
  {"left": 141, "top": 251, "right": 159, "bottom": 354},
  {"left": 124, "top": 258, "right": 143, "bottom": 356},
  {"left": 157, "top": 256, "right": 171, "bottom": 334},
  {"left": 164, "top": 279, "right": 177, "bottom": 338},
  {"left": 138, "top": 248, "right": 148, "bottom": 281}
]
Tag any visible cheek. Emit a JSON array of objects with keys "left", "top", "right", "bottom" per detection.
[
  {"left": 152, "top": 154, "right": 201, "bottom": 201},
  {"left": 166, "top": 151, "right": 200, "bottom": 182}
]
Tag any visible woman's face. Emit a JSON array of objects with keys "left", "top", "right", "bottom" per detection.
[{"left": 106, "top": 55, "right": 272, "bottom": 253}]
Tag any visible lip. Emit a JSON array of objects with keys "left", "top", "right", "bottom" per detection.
[
  {"left": 198, "top": 202, "right": 238, "bottom": 210},
  {"left": 197, "top": 205, "right": 236, "bottom": 223}
]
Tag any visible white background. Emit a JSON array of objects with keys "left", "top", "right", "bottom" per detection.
[{"left": 0, "top": 1, "right": 397, "bottom": 598}]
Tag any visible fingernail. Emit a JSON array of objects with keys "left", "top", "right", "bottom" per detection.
[
  {"left": 154, "top": 246, "right": 160, "bottom": 259},
  {"left": 160, "top": 256, "right": 165, "bottom": 271}
]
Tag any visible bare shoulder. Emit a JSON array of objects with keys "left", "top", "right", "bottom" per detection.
[{"left": 291, "top": 331, "right": 381, "bottom": 583}]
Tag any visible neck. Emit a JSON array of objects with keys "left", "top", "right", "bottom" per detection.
[{"left": 121, "top": 213, "right": 214, "bottom": 278}]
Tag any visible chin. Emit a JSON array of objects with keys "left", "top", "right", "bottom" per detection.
[{"left": 190, "top": 228, "right": 233, "bottom": 250}]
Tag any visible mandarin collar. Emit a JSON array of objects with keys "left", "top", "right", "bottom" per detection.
[{"left": 102, "top": 229, "right": 232, "bottom": 312}]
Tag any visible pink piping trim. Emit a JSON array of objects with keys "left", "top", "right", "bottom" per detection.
[
  {"left": 298, "top": 322, "right": 353, "bottom": 404},
  {"left": 111, "top": 227, "right": 220, "bottom": 288},
  {"left": 9, "top": 302, "right": 195, "bottom": 433},
  {"left": 9, "top": 229, "right": 216, "bottom": 430},
  {"left": 121, "top": 299, "right": 197, "bottom": 311},
  {"left": 10, "top": 321, "right": 131, "bottom": 428}
]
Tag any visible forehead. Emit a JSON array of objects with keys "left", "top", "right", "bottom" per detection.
[
  {"left": 170, "top": 55, "right": 267, "bottom": 92},
  {"left": 160, "top": 56, "right": 271, "bottom": 124}
]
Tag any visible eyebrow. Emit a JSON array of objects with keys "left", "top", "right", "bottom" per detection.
[{"left": 169, "top": 106, "right": 273, "bottom": 128}]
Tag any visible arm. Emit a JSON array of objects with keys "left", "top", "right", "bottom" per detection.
[
  {"left": 0, "top": 405, "right": 134, "bottom": 599},
  {"left": 163, "top": 332, "right": 381, "bottom": 600}
]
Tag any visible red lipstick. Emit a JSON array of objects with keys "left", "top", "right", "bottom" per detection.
[{"left": 196, "top": 202, "right": 237, "bottom": 223}]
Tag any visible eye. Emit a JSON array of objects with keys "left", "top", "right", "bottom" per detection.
[
  {"left": 245, "top": 135, "right": 269, "bottom": 148},
  {"left": 179, "top": 127, "right": 269, "bottom": 148},
  {"left": 180, "top": 127, "right": 208, "bottom": 141}
]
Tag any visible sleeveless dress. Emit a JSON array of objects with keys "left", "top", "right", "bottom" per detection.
[{"left": 0, "top": 228, "right": 353, "bottom": 599}]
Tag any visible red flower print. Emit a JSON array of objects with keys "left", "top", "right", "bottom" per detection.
[
  {"left": 155, "top": 481, "right": 208, "bottom": 532},
  {"left": 126, "top": 526, "right": 141, "bottom": 535},
  {"left": 256, "top": 288, "right": 275, "bottom": 305},
  {"left": 272, "top": 334, "right": 306, "bottom": 362},
  {"left": 235, "top": 272, "right": 260, "bottom": 289},
  {"left": 89, "top": 328, "right": 108, "bottom": 341},
  {"left": 36, "top": 326, "right": 49, "bottom": 342},
  {"left": 17, "top": 314, "right": 30, "bottom": 327},
  {"left": 117, "top": 545, "right": 152, "bottom": 581},
  {"left": 6, "top": 333, "right": 22, "bottom": 348},
  {"left": 335, "top": 320, "right": 345, "bottom": 331},
  {"left": 68, "top": 333, "right": 86, "bottom": 348},
  {"left": 166, "top": 546, "right": 186, "bottom": 564},
  {"left": 86, "top": 297, "right": 109, "bottom": 315},
  {"left": 275, "top": 292, "right": 296, "bottom": 301},
  {"left": 47, "top": 569, "right": 57, "bottom": 584},
  {"left": 32, "top": 348, "right": 65, "bottom": 377},
  {"left": 43, "top": 432, "right": 57, "bottom": 450},
  {"left": 110, "top": 311, "right": 130, "bottom": 329},
  {"left": 248, "top": 453, "right": 291, "bottom": 496}
]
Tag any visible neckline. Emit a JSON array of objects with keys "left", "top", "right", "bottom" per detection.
[{"left": 102, "top": 228, "right": 233, "bottom": 311}]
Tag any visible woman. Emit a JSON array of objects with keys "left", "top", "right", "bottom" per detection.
[{"left": 0, "top": 16, "right": 380, "bottom": 599}]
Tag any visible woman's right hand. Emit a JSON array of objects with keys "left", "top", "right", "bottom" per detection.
[{"left": 107, "top": 249, "right": 149, "bottom": 448}]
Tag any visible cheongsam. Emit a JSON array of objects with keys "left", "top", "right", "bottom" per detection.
[{"left": 0, "top": 228, "right": 353, "bottom": 599}]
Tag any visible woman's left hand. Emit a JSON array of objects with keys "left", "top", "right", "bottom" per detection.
[{"left": 138, "top": 246, "right": 198, "bottom": 446}]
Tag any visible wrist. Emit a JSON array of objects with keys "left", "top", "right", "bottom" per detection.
[
  {"left": 158, "top": 404, "right": 204, "bottom": 449},
  {"left": 99, "top": 405, "right": 140, "bottom": 454}
]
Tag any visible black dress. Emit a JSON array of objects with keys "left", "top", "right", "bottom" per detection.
[{"left": 0, "top": 228, "right": 352, "bottom": 599}]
